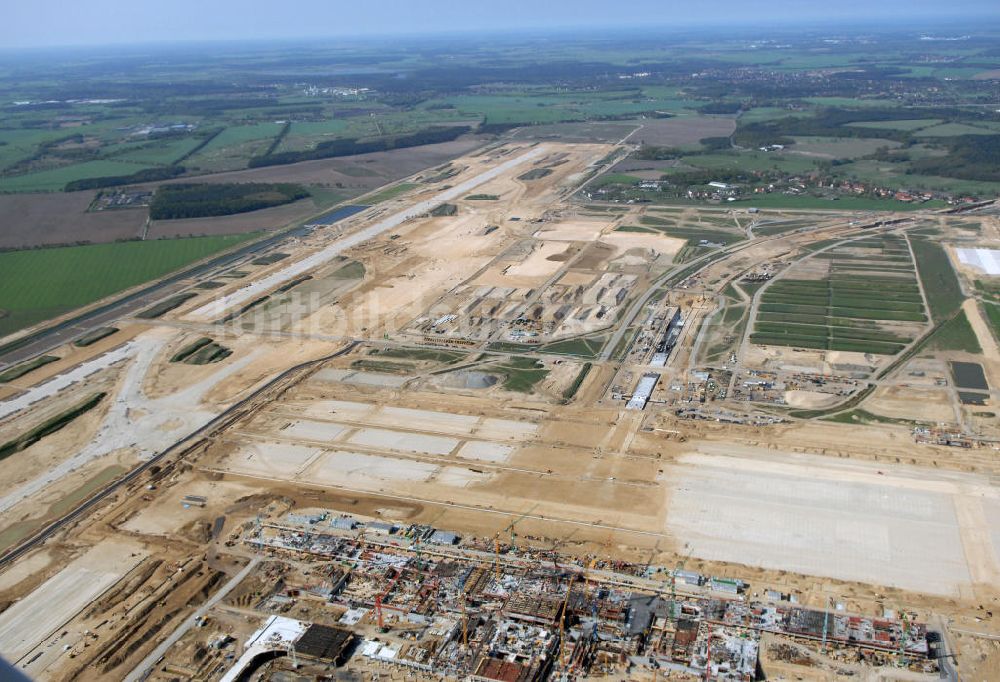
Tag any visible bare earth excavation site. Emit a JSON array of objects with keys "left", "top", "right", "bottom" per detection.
[
  {"left": 1, "top": 136, "right": 998, "bottom": 681},
  {"left": 0, "top": 22, "right": 999, "bottom": 681}
]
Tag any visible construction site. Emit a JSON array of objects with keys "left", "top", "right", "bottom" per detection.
[{"left": 0, "top": 139, "right": 998, "bottom": 681}]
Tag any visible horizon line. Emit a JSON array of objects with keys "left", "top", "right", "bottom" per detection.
[{"left": 2, "top": 15, "right": 1000, "bottom": 53}]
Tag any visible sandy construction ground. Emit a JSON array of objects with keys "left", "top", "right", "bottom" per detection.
[
  {"left": 603, "top": 230, "right": 685, "bottom": 259},
  {"left": 533, "top": 218, "right": 684, "bottom": 261},
  {"left": 535, "top": 219, "right": 610, "bottom": 241},
  {"left": 865, "top": 385, "right": 957, "bottom": 422},
  {"left": 186, "top": 145, "right": 547, "bottom": 321},
  {"left": 0, "top": 328, "right": 336, "bottom": 538},
  {"left": 0, "top": 539, "right": 145, "bottom": 663},
  {"left": 5, "top": 141, "right": 999, "bottom": 682},
  {"left": 783, "top": 390, "right": 840, "bottom": 409},
  {"left": 274, "top": 399, "right": 538, "bottom": 441},
  {"left": 313, "top": 368, "right": 409, "bottom": 388},
  {"left": 502, "top": 241, "right": 572, "bottom": 282}
]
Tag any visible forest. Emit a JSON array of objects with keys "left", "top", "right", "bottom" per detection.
[{"left": 149, "top": 183, "right": 310, "bottom": 219}]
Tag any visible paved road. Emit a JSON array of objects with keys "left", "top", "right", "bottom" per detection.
[{"left": 123, "top": 557, "right": 262, "bottom": 682}]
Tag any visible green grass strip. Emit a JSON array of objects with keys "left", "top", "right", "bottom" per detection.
[
  {"left": 0, "top": 355, "right": 59, "bottom": 383},
  {"left": 0, "top": 392, "right": 106, "bottom": 460}
]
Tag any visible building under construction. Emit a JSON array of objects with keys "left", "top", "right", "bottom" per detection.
[{"left": 209, "top": 508, "right": 940, "bottom": 681}]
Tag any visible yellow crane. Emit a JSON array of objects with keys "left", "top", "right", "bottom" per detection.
[
  {"left": 493, "top": 533, "right": 502, "bottom": 583},
  {"left": 558, "top": 575, "right": 576, "bottom": 669}
]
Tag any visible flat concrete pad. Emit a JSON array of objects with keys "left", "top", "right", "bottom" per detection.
[
  {"left": 436, "top": 466, "right": 489, "bottom": 487},
  {"left": 377, "top": 406, "right": 480, "bottom": 433},
  {"left": 305, "top": 450, "right": 438, "bottom": 486},
  {"left": 458, "top": 441, "right": 514, "bottom": 463},
  {"left": 348, "top": 428, "right": 459, "bottom": 455},
  {"left": 666, "top": 450, "right": 980, "bottom": 596},
  {"left": 281, "top": 420, "right": 348, "bottom": 442},
  {"left": 227, "top": 442, "right": 324, "bottom": 478},
  {"left": 476, "top": 418, "right": 539, "bottom": 440}
]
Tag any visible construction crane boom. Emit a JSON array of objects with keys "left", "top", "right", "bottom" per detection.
[
  {"left": 559, "top": 575, "right": 576, "bottom": 669},
  {"left": 503, "top": 504, "right": 538, "bottom": 551}
]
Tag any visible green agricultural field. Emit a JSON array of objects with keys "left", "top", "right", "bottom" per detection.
[
  {"left": 0, "top": 234, "right": 257, "bottom": 337},
  {"left": 283, "top": 118, "right": 351, "bottom": 142},
  {"left": 911, "top": 238, "right": 964, "bottom": 322},
  {"left": 538, "top": 335, "right": 607, "bottom": 358},
  {"left": 0, "top": 160, "right": 160, "bottom": 193},
  {"left": 789, "top": 136, "right": 899, "bottom": 158},
  {"left": 109, "top": 137, "right": 205, "bottom": 165},
  {"left": 752, "top": 240, "right": 928, "bottom": 354},
  {"left": 495, "top": 356, "right": 549, "bottom": 393},
  {"left": 984, "top": 302, "right": 1000, "bottom": 343},
  {"left": 915, "top": 123, "right": 997, "bottom": 137},
  {"left": 926, "top": 310, "right": 981, "bottom": 353},
  {"left": 736, "top": 107, "right": 797, "bottom": 123},
  {"left": 734, "top": 194, "right": 944, "bottom": 211},
  {"left": 680, "top": 150, "right": 819, "bottom": 175},
  {"left": 801, "top": 97, "right": 901, "bottom": 107},
  {"left": 183, "top": 122, "right": 285, "bottom": 170},
  {"left": 440, "top": 91, "right": 700, "bottom": 127}
]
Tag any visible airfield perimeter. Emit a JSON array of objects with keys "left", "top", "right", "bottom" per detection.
[{"left": 0, "top": 139, "right": 998, "bottom": 680}]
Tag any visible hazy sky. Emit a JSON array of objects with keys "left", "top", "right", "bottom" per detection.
[{"left": 3, "top": 0, "right": 997, "bottom": 49}]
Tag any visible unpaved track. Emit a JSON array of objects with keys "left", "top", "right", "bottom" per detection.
[{"left": 123, "top": 557, "right": 261, "bottom": 682}]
